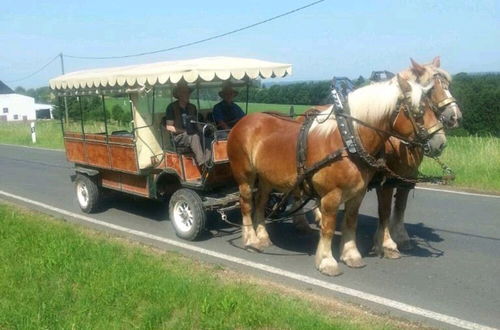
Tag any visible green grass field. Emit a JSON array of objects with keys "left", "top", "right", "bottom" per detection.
[
  {"left": 420, "top": 135, "right": 500, "bottom": 192},
  {"left": 0, "top": 119, "right": 498, "bottom": 192},
  {"left": 0, "top": 202, "right": 404, "bottom": 329}
]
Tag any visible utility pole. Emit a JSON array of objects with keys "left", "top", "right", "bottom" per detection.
[{"left": 60, "top": 52, "right": 69, "bottom": 123}]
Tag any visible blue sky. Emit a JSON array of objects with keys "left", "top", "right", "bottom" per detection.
[{"left": 1, "top": 0, "right": 498, "bottom": 88}]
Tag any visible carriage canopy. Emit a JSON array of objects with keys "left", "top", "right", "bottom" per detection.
[{"left": 49, "top": 57, "right": 292, "bottom": 92}]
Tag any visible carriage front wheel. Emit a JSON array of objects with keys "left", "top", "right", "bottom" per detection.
[
  {"left": 75, "top": 174, "right": 101, "bottom": 213},
  {"left": 169, "top": 189, "right": 206, "bottom": 241}
]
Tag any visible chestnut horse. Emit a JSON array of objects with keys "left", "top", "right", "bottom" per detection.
[
  {"left": 377, "top": 57, "right": 462, "bottom": 253},
  {"left": 227, "top": 77, "right": 446, "bottom": 276},
  {"left": 300, "top": 58, "right": 460, "bottom": 260}
]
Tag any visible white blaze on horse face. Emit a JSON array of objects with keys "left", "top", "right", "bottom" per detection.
[{"left": 444, "top": 89, "right": 460, "bottom": 122}]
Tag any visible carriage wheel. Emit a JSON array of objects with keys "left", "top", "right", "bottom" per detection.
[
  {"left": 169, "top": 188, "right": 206, "bottom": 241},
  {"left": 75, "top": 174, "right": 101, "bottom": 213}
]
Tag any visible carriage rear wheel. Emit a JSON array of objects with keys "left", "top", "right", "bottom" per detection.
[
  {"left": 169, "top": 188, "right": 206, "bottom": 241},
  {"left": 75, "top": 174, "right": 101, "bottom": 213}
]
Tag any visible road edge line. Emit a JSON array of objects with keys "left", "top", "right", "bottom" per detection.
[
  {"left": 416, "top": 186, "right": 500, "bottom": 198},
  {"left": 0, "top": 189, "right": 495, "bottom": 330}
]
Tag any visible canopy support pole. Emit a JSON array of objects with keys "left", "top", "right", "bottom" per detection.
[
  {"left": 245, "top": 78, "right": 249, "bottom": 114},
  {"left": 78, "top": 96, "right": 85, "bottom": 139},
  {"left": 196, "top": 81, "right": 201, "bottom": 116},
  {"left": 101, "top": 95, "right": 109, "bottom": 142}
]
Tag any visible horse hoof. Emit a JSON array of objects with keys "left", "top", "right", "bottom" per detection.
[
  {"left": 384, "top": 247, "right": 401, "bottom": 259},
  {"left": 259, "top": 238, "right": 273, "bottom": 248},
  {"left": 245, "top": 244, "right": 263, "bottom": 253},
  {"left": 317, "top": 259, "right": 343, "bottom": 276},
  {"left": 343, "top": 257, "right": 366, "bottom": 268}
]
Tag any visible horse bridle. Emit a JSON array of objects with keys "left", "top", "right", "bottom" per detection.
[
  {"left": 428, "top": 73, "right": 460, "bottom": 127},
  {"left": 390, "top": 80, "right": 444, "bottom": 154}
]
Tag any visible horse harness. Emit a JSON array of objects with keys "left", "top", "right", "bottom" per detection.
[{"left": 267, "top": 79, "right": 446, "bottom": 218}]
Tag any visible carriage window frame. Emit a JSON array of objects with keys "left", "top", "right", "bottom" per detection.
[{"left": 59, "top": 93, "right": 134, "bottom": 139}]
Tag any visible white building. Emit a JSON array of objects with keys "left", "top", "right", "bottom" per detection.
[{"left": 0, "top": 81, "right": 53, "bottom": 121}]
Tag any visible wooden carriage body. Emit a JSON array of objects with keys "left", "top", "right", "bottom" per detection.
[{"left": 63, "top": 129, "right": 232, "bottom": 200}]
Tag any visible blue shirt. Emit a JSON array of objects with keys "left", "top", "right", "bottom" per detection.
[{"left": 212, "top": 101, "right": 245, "bottom": 127}]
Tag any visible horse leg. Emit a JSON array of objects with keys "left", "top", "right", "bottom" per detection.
[
  {"left": 253, "top": 181, "right": 272, "bottom": 248},
  {"left": 374, "top": 187, "right": 400, "bottom": 259},
  {"left": 315, "top": 192, "right": 342, "bottom": 276},
  {"left": 390, "top": 187, "right": 412, "bottom": 250},
  {"left": 340, "top": 192, "right": 366, "bottom": 268},
  {"left": 239, "top": 180, "right": 261, "bottom": 251}
]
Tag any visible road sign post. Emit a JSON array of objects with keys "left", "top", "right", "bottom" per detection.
[{"left": 31, "top": 122, "right": 36, "bottom": 143}]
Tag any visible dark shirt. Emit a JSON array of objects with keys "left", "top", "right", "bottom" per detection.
[
  {"left": 212, "top": 101, "right": 245, "bottom": 127},
  {"left": 165, "top": 101, "right": 197, "bottom": 133}
]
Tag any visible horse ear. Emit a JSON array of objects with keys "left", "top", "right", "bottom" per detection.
[
  {"left": 397, "top": 74, "right": 411, "bottom": 93},
  {"left": 410, "top": 58, "right": 426, "bottom": 76},
  {"left": 432, "top": 56, "right": 441, "bottom": 68}
]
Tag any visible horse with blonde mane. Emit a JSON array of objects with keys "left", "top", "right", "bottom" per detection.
[
  {"left": 297, "top": 57, "right": 461, "bottom": 261},
  {"left": 377, "top": 57, "right": 461, "bottom": 253},
  {"left": 227, "top": 75, "right": 446, "bottom": 276}
]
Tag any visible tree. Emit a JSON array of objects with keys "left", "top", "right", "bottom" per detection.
[
  {"left": 15, "top": 86, "right": 26, "bottom": 94},
  {"left": 112, "top": 105, "right": 125, "bottom": 123},
  {"left": 354, "top": 75, "right": 366, "bottom": 87}
]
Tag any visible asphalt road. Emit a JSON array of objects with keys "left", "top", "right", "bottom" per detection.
[{"left": 1, "top": 144, "right": 499, "bottom": 329}]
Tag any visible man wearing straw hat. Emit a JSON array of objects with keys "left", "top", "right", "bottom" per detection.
[
  {"left": 212, "top": 84, "right": 245, "bottom": 129},
  {"left": 164, "top": 82, "right": 211, "bottom": 168}
]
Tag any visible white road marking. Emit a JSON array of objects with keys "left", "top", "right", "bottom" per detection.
[
  {"left": 0, "top": 190, "right": 495, "bottom": 330},
  {"left": 416, "top": 186, "right": 500, "bottom": 198}
]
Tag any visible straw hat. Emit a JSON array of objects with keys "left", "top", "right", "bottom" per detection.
[
  {"left": 173, "top": 82, "right": 193, "bottom": 99},
  {"left": 218, "top": 84, "right": 239, "bottom": 98}
]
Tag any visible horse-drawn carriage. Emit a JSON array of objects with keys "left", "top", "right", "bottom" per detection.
[
  {"left": 51, "top": 56, "right": 460, "bottom": 276},
  {"left": 50, "top": 57, "right": 292, "bottom": 240}
]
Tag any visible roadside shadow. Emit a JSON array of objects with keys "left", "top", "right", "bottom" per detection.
[
  {"left": 356, "top": 216, "right": 445, "bottom": 258},
  {"left": 267, "top": 211, "right": 445, "bottom": 259},
  {"left": 95, "top": 192, "right": 445, "bottom": 257},
  {"left": 96, "top": 193, "right": 167, "bottom": 221}
]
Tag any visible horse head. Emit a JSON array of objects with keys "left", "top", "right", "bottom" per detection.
[
  {"left": 392, "top": 75, "right": 447, "bottom": 157},
  {"left": 405, "top": 57, "right": 462, "bottom": 128}
]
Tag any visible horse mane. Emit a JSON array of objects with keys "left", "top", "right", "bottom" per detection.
[{"left": 310, "top": 80, "right": 424, "bottom": 137}]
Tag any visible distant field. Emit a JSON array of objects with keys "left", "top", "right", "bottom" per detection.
[
  {"left": 0, "top": 202, "right": 402, "bottom": 329},
  {"left": 1, "top": 118, "right": 498, "bottom": 192}
]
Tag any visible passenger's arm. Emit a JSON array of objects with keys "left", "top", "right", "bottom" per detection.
[{"left": 165, "top": 120, "right": 185, "bottom": 134}]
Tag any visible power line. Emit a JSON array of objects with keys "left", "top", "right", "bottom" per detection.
[
  {"left": 5, "top": 55, "right": 60, "bottom": 83},
  {"left": 3, "top": 1, "right": 325, "bottom": 83},
  {"left": 65, "top": 0, "right": 325, "bottom": 60}
]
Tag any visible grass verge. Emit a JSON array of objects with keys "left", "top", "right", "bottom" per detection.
[
  {"left": 0, "top": 202, "right": 419, "bottom": 329},
  {"left": 420, "top": 135, "right": 500, "bottom": 192}
]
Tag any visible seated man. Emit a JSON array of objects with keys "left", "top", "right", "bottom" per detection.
[
  {"left": 212, "top": 84, "right": 245, "bottom": 129},
  {"left": 164, "top": 82, "right": 212, "bottom": 168}
]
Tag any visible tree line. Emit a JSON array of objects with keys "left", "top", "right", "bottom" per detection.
[{"left": 15, "top": 73, "right": 498, "bottom": 136}]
